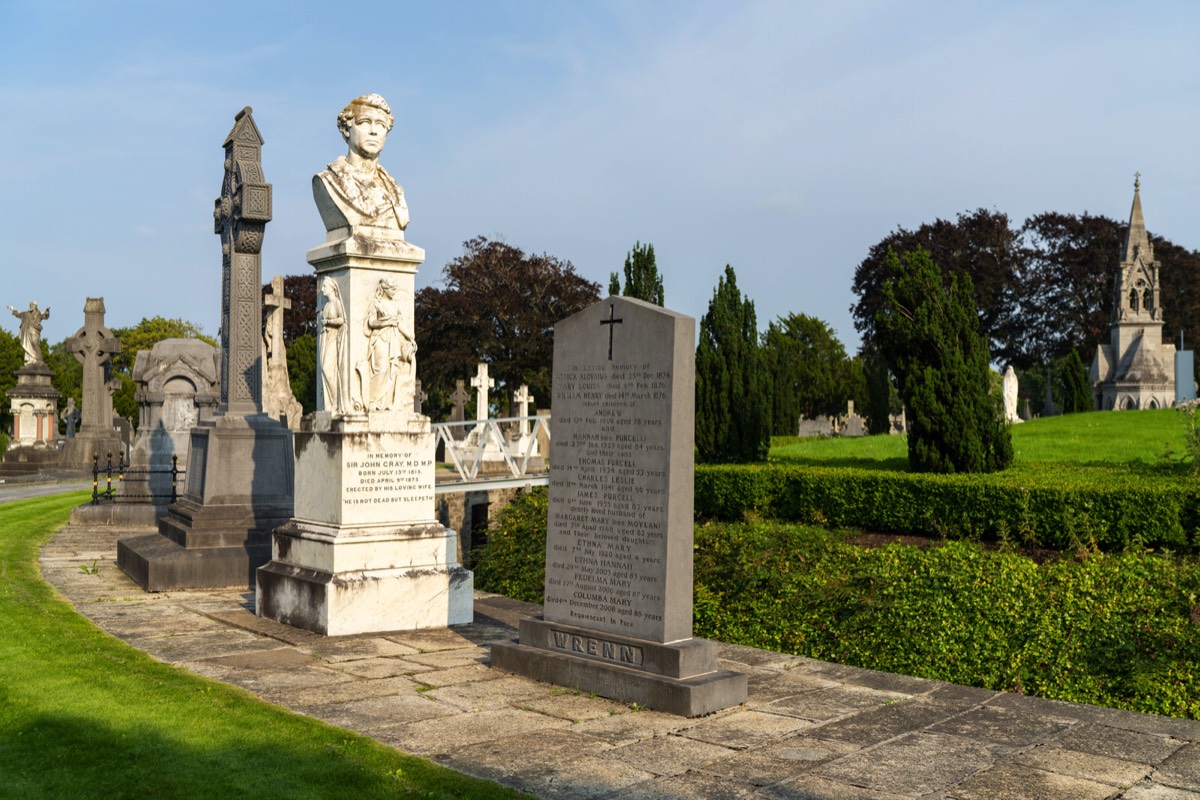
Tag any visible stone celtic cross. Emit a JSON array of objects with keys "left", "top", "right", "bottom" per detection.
[
  {"left": 213, "top": 106, "right": 272, "bottom": 416},
  {"left": 514, "top": 383, "right": 534, "bottom": 436},
  {"left": 67, "top": 298, "right": 121, "bottom": 435}
]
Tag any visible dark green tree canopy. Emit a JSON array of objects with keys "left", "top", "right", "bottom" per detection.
[
  {"left": 876, "top": 247, "right": 1012, "bottom": 474},
  {"left": 415, "top": 236, "right": 600, "bottom": 418},
  {"left": 696, "top": 265, "right": 769, "bottom": 463},
  {"left": 609, "top": 241, "right": 664, "bottom": 306},
  {"left": 762, "top": 313, "right": 864, "bottom": 435},
  {"left": 853, "top": 209, "right": 1021, "bottom": 362}
]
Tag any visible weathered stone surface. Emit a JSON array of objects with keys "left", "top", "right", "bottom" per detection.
[
  {"left": 1012, "top": 744, "right": 1152, "bottom": 787},
  {"left": 945, "top": 761, "right": 1117, "bottom": 800},
  {"left": 60, "top": 298, "right": 124, "bottom": 468},
  {"left": 812, "top": 732, "right": 1000, "bottom": 794}
]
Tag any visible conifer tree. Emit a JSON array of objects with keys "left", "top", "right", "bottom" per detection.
[
  {"left": 609, "top": 241, "right": 665, "bottom": 306},
  {"left": 876, "top": 247, "right": 1013, "bottom": 473},
  {"left": 696, "top": 265, "right": 769, "bottom": 462},
  {"left": 1059, "top": 349, "right": 1093, "bottom": 413}
]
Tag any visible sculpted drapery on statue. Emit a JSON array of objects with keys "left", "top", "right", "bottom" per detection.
[
  {"left": 313, "top": 94, "right": 409, "bottom": 235},
  {"left": 318, "top": 277, "right": 348, "bottom": 413},
  {"left": 8, "top": 302, "right": 50, "bottom": 365},
  {"left": 357, "top": 278, "right": 416, "bottom": 411}
]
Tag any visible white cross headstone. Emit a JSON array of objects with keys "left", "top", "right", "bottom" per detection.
[
  {"left": 470, "top": 363, "right": 494, "bottom": 422},
  {"left": 514, "top": 383, "right": 533, "bottom": 437}
]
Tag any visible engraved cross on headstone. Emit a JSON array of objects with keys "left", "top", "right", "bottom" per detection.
[
  {"left": 67, "top": 298, "right": 121, "bottom": 435},
  {"left": 213, "top": 106, "right": 272, "bottom": 416},
  {"left": 471, "top": 363, "right": 494, "bottom": 422},
  {"left": 514, "top": 383, "right": 534, "bottom": 437},
  {"left": 600, "top": 303, "right": 623, "bottom": 360}
]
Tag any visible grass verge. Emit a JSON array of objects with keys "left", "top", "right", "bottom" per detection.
[{"left": 0, "top": 492, "right": 523, "bottom": 799}]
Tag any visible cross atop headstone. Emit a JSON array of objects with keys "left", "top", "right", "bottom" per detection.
[
  {"left": 213, "top": 106, "right": 272, "bottom": 416},
  {"left": 600, "top": 303, "right": 623, "bottom": 360},
  {"left": 514, "top": 383, "right": 534, "bottom": 437},
  {"left": 67, "top": 298, "right": 121, "bottom": 435},
  {"left": 471, "top": 363, "right": 494, "bottom": 422},
  {"left": 413, "top": 379, "right": 427, "bottom": 414}
]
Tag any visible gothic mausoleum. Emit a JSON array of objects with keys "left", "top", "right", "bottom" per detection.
[{"left": 1091, "top": 177, "right": 1176, "bottom": 410}]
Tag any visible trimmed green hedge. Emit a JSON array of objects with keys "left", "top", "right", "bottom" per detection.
[
  {"left": 694, "top": 522, "right": 1200, "bottom": 719},
  {"left": 695, "top": 463, "right": 1200, "bottom": 552}
]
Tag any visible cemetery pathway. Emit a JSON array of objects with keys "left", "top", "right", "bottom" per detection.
[{"left": 42, "top": 520, "right": 1200, "bottom": 800}]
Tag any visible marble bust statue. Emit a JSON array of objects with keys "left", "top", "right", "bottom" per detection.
[{"left": 313, "top": 93, "right": 409, "bottom": 237}]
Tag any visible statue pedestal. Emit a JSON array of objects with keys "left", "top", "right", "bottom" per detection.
[
  {"left": 256, "top": 410, "right": 472, "bottom": 635},
  {"left": 117, "top": 413, "right": 294, "bottom": 591},
  {"left": 2, "top": 362, "right": 61, "bottom": 478}
]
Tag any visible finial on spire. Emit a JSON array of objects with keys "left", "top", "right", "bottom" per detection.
[{"left": 1134, "top": 171, "right": 1141, "bottom": 191}]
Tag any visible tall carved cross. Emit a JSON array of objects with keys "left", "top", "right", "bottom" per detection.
[
  {"left": 471, "top": 363, "right": 494, "bottom": 422},
  {"left": 213, "top": 106, "right": 272, "bottom": 416},
  {"left": 67, "top": 298, "right": 121, "bottom": 435},
  {"left": 600, "top": 303, "right": 623, "bottom": 360}
]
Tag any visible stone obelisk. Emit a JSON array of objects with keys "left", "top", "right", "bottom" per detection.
[
  {"left": 256, "top": 94, "right": 472, "bottom": 635},
  {"left": 118, "top": 107, "right": 295, "bottom": 591}
]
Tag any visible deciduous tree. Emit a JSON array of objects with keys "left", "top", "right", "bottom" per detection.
[
  {"left": 853, "top": 209, "right": 1022, "bottom": 362},
  {"left": 414, "top": 236, "right": 600, "bottom": 418},
  {"left": 696, "top": 265, "right": 769, "bottom": 463},
  {"left": 876, "top": 247, "right": 1012, "bottom": 473}
]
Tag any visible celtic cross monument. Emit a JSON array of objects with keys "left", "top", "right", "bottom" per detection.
[{"left": 118, "top": 107, "right": 295, "bottom": 591}]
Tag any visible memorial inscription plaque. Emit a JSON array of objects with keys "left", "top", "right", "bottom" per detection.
[{"left": 492, "top": 296, "right": 746, "bottom": 716}]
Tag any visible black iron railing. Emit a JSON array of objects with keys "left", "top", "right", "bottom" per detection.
[{"left": 91, "top": 453, "right": 183, "bottom": 505}]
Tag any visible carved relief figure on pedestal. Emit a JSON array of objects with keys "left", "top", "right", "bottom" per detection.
[
  {"left": 8, "top": 302, "right": 50, "bottom": 365},
  {"left": 313, "top": 94, "right": 409, "bottom": 235},
  {"left": 318, "top": 277, "right": 348, "bottom": 413},
  {"left": 355, "top": 278, "right": 415, "bottom": 411}
]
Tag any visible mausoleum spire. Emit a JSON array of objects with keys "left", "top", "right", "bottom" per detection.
[{"left": 1123, "top": 172, "right": 1151, "bottom": 265}]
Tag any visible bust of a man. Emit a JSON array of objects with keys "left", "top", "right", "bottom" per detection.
[{"left": 313, "top": 93, "right": 409, "bottom": 238}]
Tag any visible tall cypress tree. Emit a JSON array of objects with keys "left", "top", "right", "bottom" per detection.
[
  {"left": 696, "top": 265, "right": 769, "bottom": 463},
  {"left": 609, "top": 241, "right": 665, "bottom": 306},
  {"left": 1059, "top": 349, "right": 1093, "bottom": 413},
  {"left": 876, "top": 247, "right": 1012, "bottom": 473}
]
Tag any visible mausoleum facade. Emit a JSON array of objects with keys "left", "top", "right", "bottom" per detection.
[{"left": 1091, "top": 178, "right": 1176, "bottom": 410}]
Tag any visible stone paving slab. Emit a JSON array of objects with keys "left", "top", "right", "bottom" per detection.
[{"left": 40, "top": 521, "right": 1200, "bottom": 799}]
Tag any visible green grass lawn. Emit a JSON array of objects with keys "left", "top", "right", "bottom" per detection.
[
  {"left": 771, "top": 408, "right": 1188, "bottom": 472},
  {"left": 0, "top": 492, "right": 523, "bottom": 800}
]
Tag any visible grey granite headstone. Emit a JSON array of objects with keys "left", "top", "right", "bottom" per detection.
[{"left": 491, "top": 296, "right": 746, "bottom": 716}]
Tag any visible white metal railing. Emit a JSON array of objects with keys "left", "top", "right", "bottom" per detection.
[{"left": 433, "top": 415, "right": 550, "bottom": 491}]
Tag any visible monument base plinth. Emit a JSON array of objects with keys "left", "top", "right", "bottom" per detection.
[
  {"left": 60, "top": 434, "right": 127, "bottom": 471},
  {"left": 256, "top": 520, "right": 473, "bottom": 635},
  {"left": 116, "top": 414, "right": 294, "bottom": 591},
  {"left": 491, "top": 617, "right": 747, "bottom": 717}
]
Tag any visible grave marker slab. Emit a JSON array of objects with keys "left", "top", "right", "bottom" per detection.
[{"left": 491, "top": 296, "right": 746, "bottom": 716}]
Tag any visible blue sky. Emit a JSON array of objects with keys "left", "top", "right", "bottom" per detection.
[{"left": 3, "top": 1, "right": 1199, "bottom": 356}]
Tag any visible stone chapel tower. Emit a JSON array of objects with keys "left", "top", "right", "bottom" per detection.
[{"left": 1090, "top": 176, "right": 1175, "bottom": 409}]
